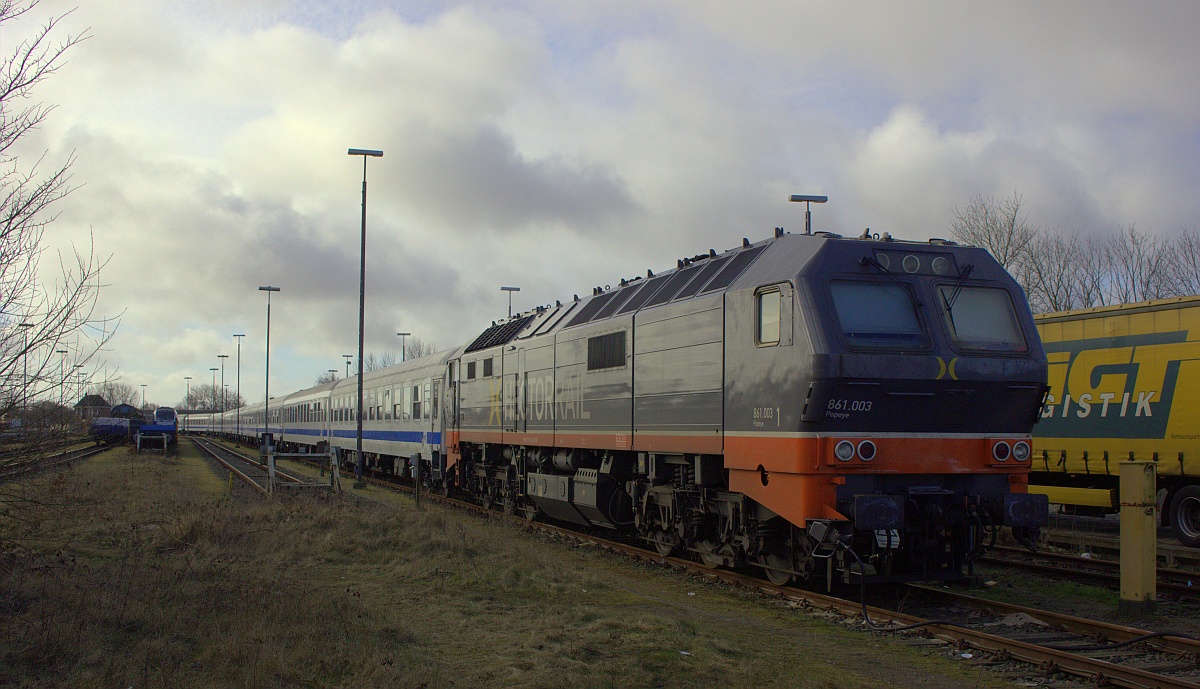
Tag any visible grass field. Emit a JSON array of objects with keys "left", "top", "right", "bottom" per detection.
[{"left": 0, "top": 442, "right": 1006, "bottom": 688}]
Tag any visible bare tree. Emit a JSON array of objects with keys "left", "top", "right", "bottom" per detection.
[
  {"left": 0, "top": 2, "right": 111, "bottom": 433},
  {"left": 315, "top": 370, "right": 336, "bottom": 386},
  {"left": 404, "top": 335, "right": 439, "bottom": 361},
  {"left": 1105, "top": 225, "right": 1174, "bottom": 304},
  {"left": 1168, "top": 227, "right": 1200, "bottom": 297},
  {"left": 179, "top": 383, "right": 243, "bottom": 412},
  {"left": 94, "top": 380, "right": 137, "bottom": 406},
  {"left": 950, "top": 192, "right": 1039, "bottom": 271},
  {"left": 1017, "top": 230, "right": 1110, "bottom": 313}
]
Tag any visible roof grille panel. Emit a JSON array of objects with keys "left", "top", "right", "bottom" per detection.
[
  {"left": 465, "top": 314, "right": 535, "bottom": 353},
  {"left": 701, "top": 245, "right": 768, "bottom": 293}
]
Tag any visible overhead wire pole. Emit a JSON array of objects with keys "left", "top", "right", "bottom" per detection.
[{"left": 348, "top": 147, "right": 383, "bottom": 489}]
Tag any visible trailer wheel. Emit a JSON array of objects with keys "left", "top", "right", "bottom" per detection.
[{"left": 1168, "top": 485, "right": 1200, "bottom": 548}]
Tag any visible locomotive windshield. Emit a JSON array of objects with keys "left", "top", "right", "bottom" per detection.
[
  {"left": 938, "top": 285, "right": 1027, "bottom": 353},
  {"left": 830, "top": 281, "right": 926, "bottom": 349}
]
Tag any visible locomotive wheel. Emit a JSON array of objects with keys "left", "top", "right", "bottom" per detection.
[
  {"left": 757, "top": 553, "right": 793, "bottom": 586},
  {"left": 652, "top": 531, "right": 677, "bottom": 557},
  {"left": 1169, "top": 485, "right": 1200, "bottom": 548},
  {"left": 698, "top": 540, "right": 725, "bottom": 569}
]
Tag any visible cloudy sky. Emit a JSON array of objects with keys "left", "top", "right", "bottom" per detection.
[{"left": 11, "top": 0, "right": 1200, "bottom": 408}]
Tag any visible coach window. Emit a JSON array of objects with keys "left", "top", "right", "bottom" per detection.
[
  {"left": 423, "top": 382, "right": 431, "bottom": 419},
  {"left": 402, "top": 386, "right": 412, "bottom": 420},
  {"left": 483, "top": 357, "right": 494, "bottom": 377},
  {"left": 756, "top": 288, "right": 781, "bottom": 346},
  {"left": 467, "top": 361, "right": 476, "bottom": 380},
  {"left": 937, "top": 285, "right": 1028, "bottom": 353},
  {"left": 412, "top": 384, "right": 422, "bottom": 420}
]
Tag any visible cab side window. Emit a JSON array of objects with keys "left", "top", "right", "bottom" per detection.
[{"left": 756, "top": 288, "right": 781, "bottom": 346}]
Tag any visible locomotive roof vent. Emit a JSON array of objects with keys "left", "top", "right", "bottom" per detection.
[
  {"left": 743, "top": 237, "right": 750, "bottom": 247},
  {"left": 814, "top": 231, "right": 842, "bottom": 239},
  {"left": 928, "top": 237, "right": 958, "bottom": 246}
]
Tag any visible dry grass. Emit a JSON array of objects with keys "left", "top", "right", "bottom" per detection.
[{"left": 0, "top": 445, "right": 1005, "bottom": 688}]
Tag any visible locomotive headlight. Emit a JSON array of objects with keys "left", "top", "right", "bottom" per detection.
[
  {"left": 1012, "top": 441, "right": 1030, "bottom": 462},
  {"left": 931, "top": 256, "right": 948, "bottom": 275},
  {"left": 992, "top": 441, "right": 1011, "bottom": 461},
  {"left": 856, "top": 440, "right": 877, "bottom": 461},
  {"left": 835, "top": 440, "right": 855, "bottom": 462},
  {"left": 903, "top": 255, "right": 920, "bottom": 273}
]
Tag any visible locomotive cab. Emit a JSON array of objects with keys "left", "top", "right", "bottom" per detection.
[{"left": 724, "top": 236, "right": 1049, "bottom": 582}]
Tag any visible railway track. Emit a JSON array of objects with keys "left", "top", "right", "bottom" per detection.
[
  {"left": 210, "top": 452, "right": 1200, "bottom": 688},
  {"left": 0, "top": 442, "right": 112, "bottom": 482},
  {"left": 1040, "top": 527, "right": 1200, "bottom": 571},
  {"left": 983, "top": 545, "right": 1200, "bottom": 601},
  {"left": 190, "top": 437, "right": 333, "bottom": 494}
]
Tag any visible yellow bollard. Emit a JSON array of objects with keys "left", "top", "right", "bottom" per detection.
[{"left": 1119, "top": 461, "right": 1156, "bottom": 617}]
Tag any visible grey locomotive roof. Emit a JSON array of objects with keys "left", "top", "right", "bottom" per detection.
[{"left": 459, "top": 230, "right": 986, "bottom": 352}]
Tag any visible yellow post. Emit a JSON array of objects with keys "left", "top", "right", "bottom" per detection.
[{"left": 1119, "top": 461, "right": 1156, "bottom": 617}]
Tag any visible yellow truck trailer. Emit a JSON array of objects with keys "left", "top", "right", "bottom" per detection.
[{"left": 1031, "top": 296, "right": 1200, "bottom": 547}]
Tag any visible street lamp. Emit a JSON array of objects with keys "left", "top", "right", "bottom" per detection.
[
  {"left": 501, "top": 286, "right": 520, "bottom": 318},
  {"left": 397, "top": 331, "right": 411, "bottom": 362},
  {"left": 140, "top": 383, "right": 147, "bottom": 409},
  {"left": 218, "top": 354, "right": 229, "bottom": 436},
  {"left": 259, "top": 286, "right": 281, "bottom": 445},
  {"left": 233, "top": 333, "right": 245, "bottom": 441},
  {"left": 343, "top": 354, "right": 353, "bottom": 379},
  {"left": 18, "top": 323, "right": 32, "bottom": 417},
  {"left": 56, "top": 349, "right": 67, "bottom": 409},
  {"left": 348, "top": 147, "right": 383, "bottom": 488},
  {"left": 328, "top": 369, "right": 338, "bottom": 381},
  {"left": 184, "top": 376, "right": 192, "bottom": 432},
  {"left": 788, "top": 194, "right": 828, "bottom": 235},
  {"left": 209, "top": 368, "right": 217, "bottom": 412}
]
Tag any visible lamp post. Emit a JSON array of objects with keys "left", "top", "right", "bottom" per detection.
[
  {"left": 56, "top": 349, "right": 67, "bottom": 410},
  {"left": 396, "top": 331, "right": 411, "bottom": 362},
  {"left": 348, "top": 147, "right": 383, "bottom": 488},
  {"left": 184, "top": 376, "right": 192, "bottom": 432},
  {"left": 218, "top": 354, "right": 229, "bottom": 436},
  {"left": 328, "top": 369, "right": 338, "bottom": 381},
  {"left": 233, "top": 333, "right": 245, "bottom": 441},
  {"left": 140, "top": 383, "right": 147, "bottom": 409},
  {"left": 787, "top": 194, "right": 828, "bottom": 235},
  {"left": 259, "top": 286, "right": 280, "bottom": 445},
  {"left": 18, "top": 323, "right": 32, "bottom": 417},
  {"left": 501, "top": 286, "right": 520, "bottom": 318},
  {"left": 209, "top": 368, "right": 217, "bottom": 413},
  {"left": 343, "top": 354, "right": 353, "bottom": 379}
]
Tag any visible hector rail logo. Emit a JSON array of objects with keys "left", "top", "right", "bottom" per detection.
[{"left": 1038, "top": 331, "right": 1197, "bottom": 440}]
